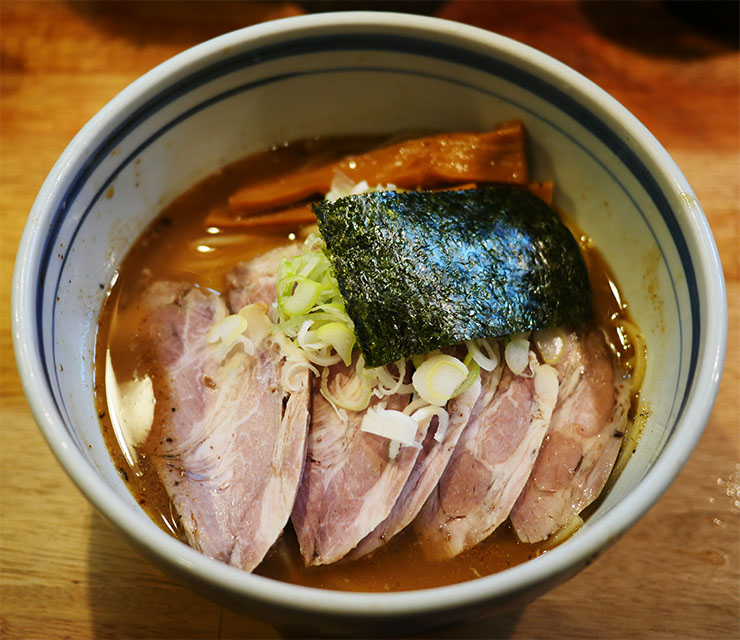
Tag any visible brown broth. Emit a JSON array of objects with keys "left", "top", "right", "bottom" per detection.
[{"left": 94, "top": 134, "right": 639, "bottom": 591}]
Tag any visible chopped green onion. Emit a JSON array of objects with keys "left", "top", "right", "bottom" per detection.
[
  {"left": 316, "top": 322, "right": 356, "bottom": 366},
  {"left": 276, "top": 236, "right": 357, "bottom": 369},
  {"left": 278, "top": 275, "right": 322, "bottom": 317}
]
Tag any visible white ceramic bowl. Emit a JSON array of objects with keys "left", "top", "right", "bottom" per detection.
[{"left": 12, "top": 11, "right": 726, "bottom": 636}]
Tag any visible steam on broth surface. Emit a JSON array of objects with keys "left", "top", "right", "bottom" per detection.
[{"left": 95, "top": 125, "right": 643, "bottom": 591}]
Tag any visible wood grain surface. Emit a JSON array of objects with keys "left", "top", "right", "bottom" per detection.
[{"left": 1, "top": 2, "right": 738, "bottom": 638}]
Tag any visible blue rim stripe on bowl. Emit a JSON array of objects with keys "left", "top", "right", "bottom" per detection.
[{"left": 38, "top": 32, "right": 698, "bottom": 452}]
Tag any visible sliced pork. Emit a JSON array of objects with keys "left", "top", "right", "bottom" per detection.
[
  {"left": 226, "top": 244, "right": 300, "bottom": 316},
  {"left": 414, "top": 356, "right": 559, "bottom": 559},
  {"left": 143, "top": 282, "right": 310, "bottom": 571},
  {"left": 291, "top": 362, "right": 425, "bottom": 566},
  {"left": 509, "top": 327, "right": 630, "bottom": 543},
  {"left": 349, "top": 372, "right": 487, "bottom": 560}
]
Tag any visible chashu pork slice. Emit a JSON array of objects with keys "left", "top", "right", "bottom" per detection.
[
  {"left": 349, "top": 368, "right": 488, "bottom": 560},
  {"left": 509, "top": 327, "right": 630, "bottom": 543},
  {"left": 143, "top": 281, "right": 310, "bottom": 571},
  {"left": 414, "top": 355, "right": 559, "bottom": 559},
  {"left": 291, "top": 361, "right": 427, "bottom": 566}
]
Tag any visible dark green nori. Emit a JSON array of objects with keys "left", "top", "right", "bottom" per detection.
[{"left": 313, "top": 186, "right": 592, "bottom": 367}]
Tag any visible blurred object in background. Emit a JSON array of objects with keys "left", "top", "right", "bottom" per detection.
[
  {"left": 666, "top": 0, "right": 740, "bottom": 41},
  {"left": 299, "top": 1, "right": 446, "bottom": 15},
  {"left": 69, "top": 1, "right": 306, "bottom": 45},
  {"left": 579, "top": 0, "right": 738, "bottom": 59}
]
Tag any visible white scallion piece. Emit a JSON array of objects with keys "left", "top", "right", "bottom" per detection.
[
  {"left": 466, "top": 338, "right": 500, "bottom": 371},
  {"left": 402, "top": 397, "right": 431, "bottom": 416},
  {"left": 411, "top": 405, "right": 450, "bottom": 443},
  {"left": 207, "top": 312, "right": 254, "bottom": 362},
  {"left": 412, "top": 353, "right": 469, "bottom": 406},
  {"left": 360, "top": 405, "right": 419, "bottom": 459},
  {"left": 364, "top": 359, "right": 414, "bottom": 397},
  {"left": 505, "top": 333, "right": 531, "bottom": 375}
]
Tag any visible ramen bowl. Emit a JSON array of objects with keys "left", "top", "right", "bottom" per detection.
[{"left": 12, "top": 11, "right": 726, "bottom": 636}]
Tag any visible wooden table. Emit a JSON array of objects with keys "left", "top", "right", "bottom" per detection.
[{"left": 1, "top": 2, "right": 737, "bottom": 638}]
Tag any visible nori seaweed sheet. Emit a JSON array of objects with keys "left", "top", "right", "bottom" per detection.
[{"left": 313, "top": 186, "right": 592, "bottom": 367}]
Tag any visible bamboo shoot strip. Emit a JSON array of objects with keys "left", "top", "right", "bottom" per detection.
[
  {"left": 313, "top": 186, "right": 592, "bottom": 368},
  {"left": 228, "top": 121, "right": 527, "bottom": 215},
  {"left": 205, "top": 182, "right": 553, "bottom": 230}
]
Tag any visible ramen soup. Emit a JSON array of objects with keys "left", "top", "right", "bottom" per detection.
[{"left": 95, "top": 121, "right": 645, "bottom": 592}]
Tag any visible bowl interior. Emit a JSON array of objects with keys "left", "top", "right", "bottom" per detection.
[{"left": 14, "top": 11, "right": 725, "bottom": 626}]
